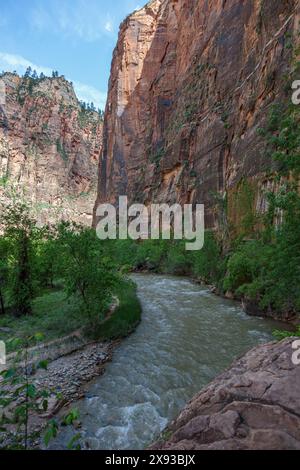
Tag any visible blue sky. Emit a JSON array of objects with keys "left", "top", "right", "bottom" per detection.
[{"left": 0, "top": 0, "right": 144, "bottom": 109}]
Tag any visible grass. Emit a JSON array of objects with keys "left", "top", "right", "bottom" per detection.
[
  {"left": 0, "top": 290, "right": 83, "bottom": 353},
  {"left": 0, "top": 280, "right": 142, "bottom": 352},
  {"left": 273, "top": 326, "right": 300, "bottom": 340},
  {"left": 92, "top": 280, "right": 142, "bottom": 340}
]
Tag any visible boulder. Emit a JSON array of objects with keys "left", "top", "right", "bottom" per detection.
[{"left": 151, "top": 338, "right": 300, "bottom": 450}]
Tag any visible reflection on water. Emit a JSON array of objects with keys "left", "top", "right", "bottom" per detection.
[{"left": 59, "top": 274, "right": 282, "bottom": 450}]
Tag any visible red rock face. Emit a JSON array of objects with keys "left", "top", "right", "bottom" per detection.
[
  {"left": 0, "top": 73, "right": 102, "bottom": 226},
  {"left": 94, "top": 0, "right": 299, "bottom": 229},
  {"left": 150, "top": 339, "right": 300, "bottom": 450}
]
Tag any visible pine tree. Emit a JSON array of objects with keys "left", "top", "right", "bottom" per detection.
[{"left": 24, "top": 66, "right": 32, "bottom": 78}]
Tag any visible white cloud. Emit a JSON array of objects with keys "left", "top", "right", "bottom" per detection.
[
  {"left": 30, "top": 0, "right": 116, "bottom": 42},
  {"left": 105, "top": 21, "right": 113, "bottom": 33},
  {"left": 73, "top": 81, "right": 107, "bottom": 110},
  {"left": 0, "top": 52, "right": 106, "bottom": 109},
  {"left": 0, "top": 52, "right": 52, "bottom": 76}
]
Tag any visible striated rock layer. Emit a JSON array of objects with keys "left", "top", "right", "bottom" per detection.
[
  {"left": 0, "top": 73, "right": 102, "bottom": 226},
  {"left": 94, "top": 0, "right": 300, "bottom": 229},
  {"left": 150, "top": 338, "right": 300, "bottom": 450}
]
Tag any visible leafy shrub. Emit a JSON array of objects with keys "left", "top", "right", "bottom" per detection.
[
  {"left": 192, "top": 232, "right": 225, "bottom": 286},
  {"left": 162, "top": 240, "right": 192, "bottom": 276},
  {"left": 92, "top": 279, "right": 141, "bottom": 340}
]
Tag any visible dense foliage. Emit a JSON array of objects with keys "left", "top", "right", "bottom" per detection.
[
  {"left": 223, "top": 102, "right": 300, "bottom": 318},
  {"left": 0, "top": 203, "right": 141, "bottom": 341}
]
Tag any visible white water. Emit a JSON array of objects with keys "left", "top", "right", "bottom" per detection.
[{"left": 59, "top": 274, "right": 282, "bottom": 450}]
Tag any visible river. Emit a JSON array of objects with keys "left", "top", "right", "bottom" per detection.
[{"left": 59, "top": 274, "right": 283, "bottom": 450}]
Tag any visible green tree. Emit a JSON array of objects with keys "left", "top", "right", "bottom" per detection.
[
  {"left": 2, "top": 203, "right": 36, "bottom": 316},
  {"left": 24, "top": 67, "right": 32, "bottom": 79},
  {"left": 57, "top": 223, "right": 119, "bottom": 329},
  {"left": 34, "top": 227, "right": 59, "bottom": 290},
  {"left": 192, "top": 232, "right": 225, "bottom": 285},
  {"left": 0, "top": 237, "right": 10, "bottom": 315}
]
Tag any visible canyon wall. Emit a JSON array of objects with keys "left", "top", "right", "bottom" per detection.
[
  {"left": 0, "top": 73, "right": 102, "bottom": 226},
  {"left": 94, "top": 0, "right": 299, "bottom": 229}
]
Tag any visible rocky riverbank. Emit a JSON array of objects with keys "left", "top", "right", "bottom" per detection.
[
  {"left": 0, "top": 338, "right": 120, "bottom": 449},
  {"left": 33, "top": 340, "right": 118, "bottom": 417},
  {"left": 151, "top": 338, "right": 300, "bottom": 450}
]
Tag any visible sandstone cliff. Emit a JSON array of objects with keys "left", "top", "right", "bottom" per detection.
[
  {"left": 0, "top": 72, "right": 102, "bottom": 226},
  {"left": 150, "top": 338, "right": 300, "bottom": 450},
  {"left": 94, "top": 0, "right": 299, "bottom": 229}
]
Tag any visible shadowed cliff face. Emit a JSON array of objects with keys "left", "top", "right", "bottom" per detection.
[
  {"left": 94, "top": 0, "right": 299, "bottom": 228},
  {"left": 0, "top": 73, "right": 103, "bottom": 226}
]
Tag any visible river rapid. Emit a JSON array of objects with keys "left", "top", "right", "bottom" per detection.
[{"left": 59, "top": 274, "right": 283, "bottom": 450}]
